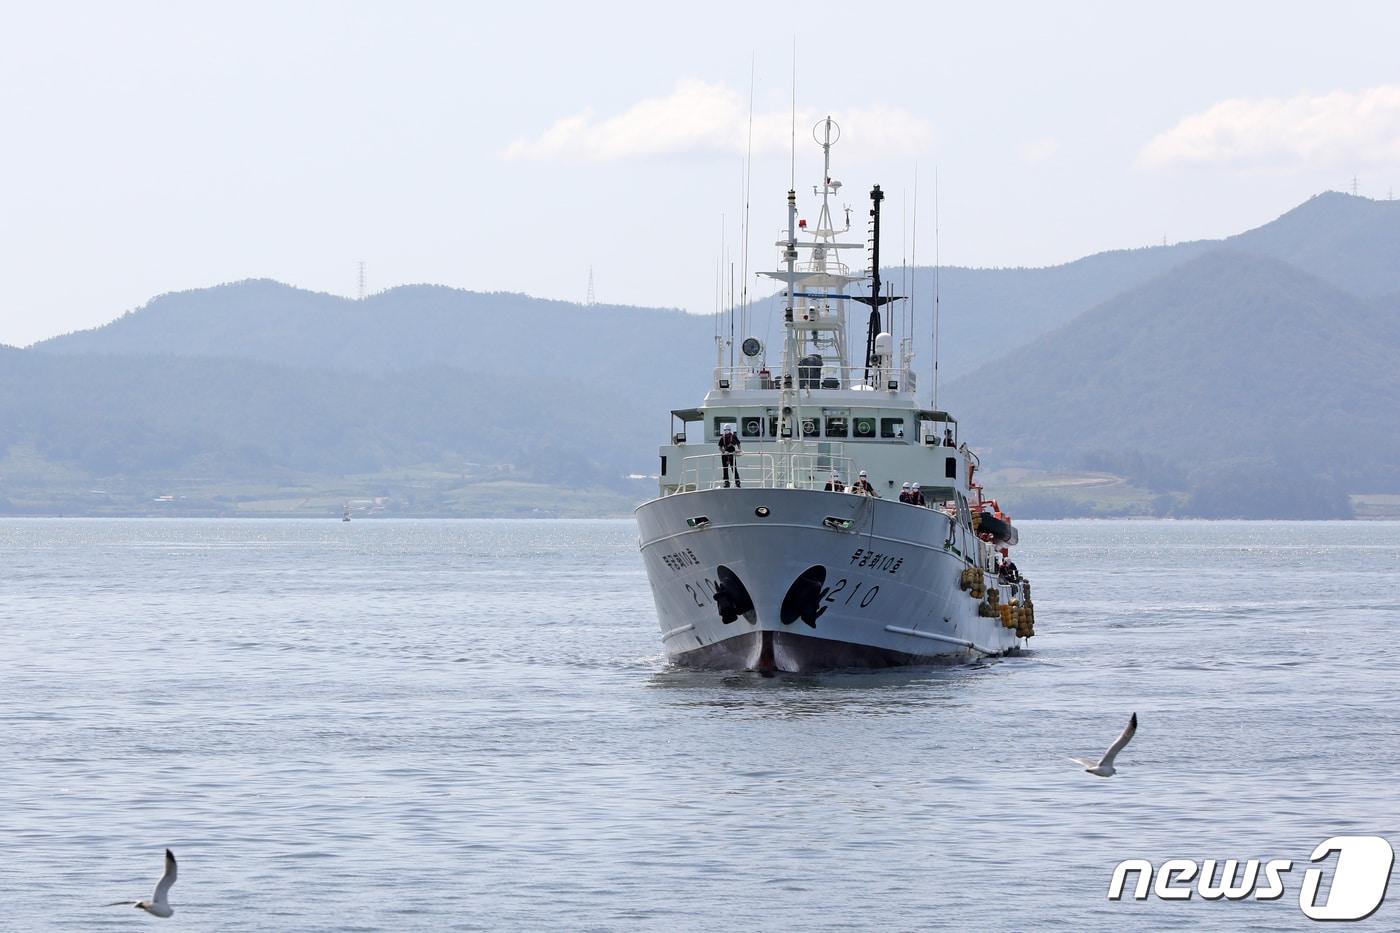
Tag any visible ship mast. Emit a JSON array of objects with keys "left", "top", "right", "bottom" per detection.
[
  {"left": 809, "top": 117, "right": 851, "bottom": 369},
  {"left": 780, "top": 119, "right": 839, "bottom": 463},
  {"left": 781, "top": 186, "right": 800, "bottom": 458},
  {"left": 759, "top": 116, "right": 866, "bottom": 473}
]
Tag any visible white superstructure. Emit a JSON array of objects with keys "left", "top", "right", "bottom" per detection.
[{"left": 636, "top": 119, "right": 1037, "bottom": 672}]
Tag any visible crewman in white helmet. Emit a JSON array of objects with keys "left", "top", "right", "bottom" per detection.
[{"left": 852, "top": 470, "right": 878, "bottom": 497}]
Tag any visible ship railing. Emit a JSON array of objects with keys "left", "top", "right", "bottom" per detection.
[
  {"left": 795, "top": 259, "right": 851, "bottom": 275},
  {"left": 776, "top": 451, "right": 858, "bottom": 490},
  {"left": 674, "top": 449, "right": 859, "bottom": 493},
  {"left": 713, "top": 365, "right": 917, "bottom": 392},
  {"left": 675, "top": 453, "right": 772, "bottom": 492}
]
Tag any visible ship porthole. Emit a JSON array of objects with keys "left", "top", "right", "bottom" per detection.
[{"left": 754, "top": 506, "right": 770, "bottom": 517}]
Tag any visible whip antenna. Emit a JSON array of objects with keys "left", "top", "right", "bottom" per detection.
[
  {"left": 901, "top": 189, "right": 907, "bottom": 355},
  {"left": 910, "top": 167, "right": 918, "bottom": 361},
  {"left": 789, "top": 37, "right": 797, "bottom": 190},
  {"left": 741, "top": 53, "right": 755, "bottom": 354},
  {"left": 933, "top": 167, "right": 941, "bottom": 409},
  {"left": 713, "top": 246, "right": 720, "bottom": 341}
]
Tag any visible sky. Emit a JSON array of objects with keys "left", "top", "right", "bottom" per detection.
[{"left": 2, "top": 0, "right": 1398, "bottom": 346}]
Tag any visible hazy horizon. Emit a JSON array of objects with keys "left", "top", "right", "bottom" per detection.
[{"left": 3, "top": 0, "right": 1399, "bottom": 346}]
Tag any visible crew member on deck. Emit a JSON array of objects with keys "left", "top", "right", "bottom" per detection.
[
  {"left": 997, "top": 547, "right": 1019, "bottom": 582},
  {"left": 718, "top": 423, "right": 741, "bottom": 487},
  {"left": 943, "top": 428, "right": 955, "bottom": 447},
  {"left": 852, "top": 470, "right": 878, "bottom": 497},
  {"left": 910, "top": 482, "right": 926, "bottom": 506},
  {"left": 898, "top": 482, "right": 912, "bottom": 503},
  {"left": 825, "top": 472, "right": 845, "bottom": 492}
]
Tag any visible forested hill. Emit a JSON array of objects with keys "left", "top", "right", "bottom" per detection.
[
  {"left": 36, "top": 281, "right": 717, "bottom": 384},
  {"left": 1227, "top": 191, "right": 1400, "bottom": 295},
  {"left": 740, "top": 191, "right": 1400, "bottom": 384},
  {"left": 941, "top": 251, "right": 1400, "bottom": 517},
  {"left": 41, "top": 193, "right": 1400, "bottom": 388},
  {"left": 7, "top": 287, "right": 717, "bottom": 516},
  {"left": 5, "top": 192, "right": 1399, "bottom": 517}
]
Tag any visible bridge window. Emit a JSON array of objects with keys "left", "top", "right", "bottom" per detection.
[
  {"left": 741, "top": 416, "right": 763, "bottom": 438},
  {"left": 799, "top": 416, "right": 820, "bottom": 438},
  {"left": 853, "top": 416, "right": 877, "bottom": 438},
  {"left": 825, "top": 416, "right": 848, "bottom": 437},
  {"left": 881, "top": 417, "right": 906, "bottom": 439}
]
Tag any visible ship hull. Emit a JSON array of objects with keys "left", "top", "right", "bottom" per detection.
[{"left": 636, "top": 487, "right": 1022, "bottom": 672}]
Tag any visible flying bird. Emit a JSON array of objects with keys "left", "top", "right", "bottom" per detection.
[
  {"left": 106, "top": 849, "right": 177, "bottom": 918},
  {"left": 1069, "top": 712, "right": 1137, "bottom": 777}
]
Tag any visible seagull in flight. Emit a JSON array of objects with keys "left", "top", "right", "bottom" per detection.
[
  {"left": 106, "top": 849, "right": 177, "bottom": 918},
  {"left": 1070, "top": 713, "right": 1137, "bottom": 777}
]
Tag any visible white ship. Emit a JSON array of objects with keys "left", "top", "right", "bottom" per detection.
[{"left": 636, "top": 119, "right": 1037, "bottom": 672}]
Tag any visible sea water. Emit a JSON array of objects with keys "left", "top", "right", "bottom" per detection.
[{"left": 2, "top": 518, "right": 1397, "bottom": 931}]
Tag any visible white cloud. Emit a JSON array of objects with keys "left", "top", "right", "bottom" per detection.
[
  {"left": 1022, "top": 137, "right": 1059, "bottom": 163},
  {"left": 1139, "top": 85, "right": 1400, "bottom": 170},
  {"left": 502, "top": 80, "right": 934, "bottom": 161}
]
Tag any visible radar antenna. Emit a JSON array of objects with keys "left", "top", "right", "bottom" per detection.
[{"left": 854, "top": 185, "right": 901, "bottom": 381}]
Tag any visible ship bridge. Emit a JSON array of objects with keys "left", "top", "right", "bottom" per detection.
[
  {"left": 656, "top": 117, "right": 969, "bottom": 501},
  {"left": 660, "top": 405, "right": 966, "bottom": 500}
]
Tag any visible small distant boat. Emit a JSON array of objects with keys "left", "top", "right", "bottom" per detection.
[{"left": 342, "top": 505, "right": 352, "bottom": 522}]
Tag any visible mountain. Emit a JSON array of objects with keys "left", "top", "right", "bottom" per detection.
[
  {"left": 740, "top": 191, "right": 1400, "bottom": 385},
  {"left": 6, "top": 284, "right": 730, "bottom": 515},
  {"left": 6, "top": 193, "right": 1399, "bottom": 517},
  {"left": 34, "top": 194, "right": 1400, "bottom": 393},
  {"left": 0, "top": 346, "right": 663, "bottom": 516},
  {"left": 1228, "top": 192, "right": 1400, "bottom": 296},
  {"left": 1, "top": 351, "right": 547, "bottom": 475},
  {"left": 36, "top": 279, "right": 717, "bottom": 383},
  {"left": 23, "top": 282, "right": 719, "bottom": 501},
  {"left": 42, "top": 195, "right": 1400, "bottom": 392},
  {"left": 941, "top": 250, "right": 1400, "bottom": 517}
]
